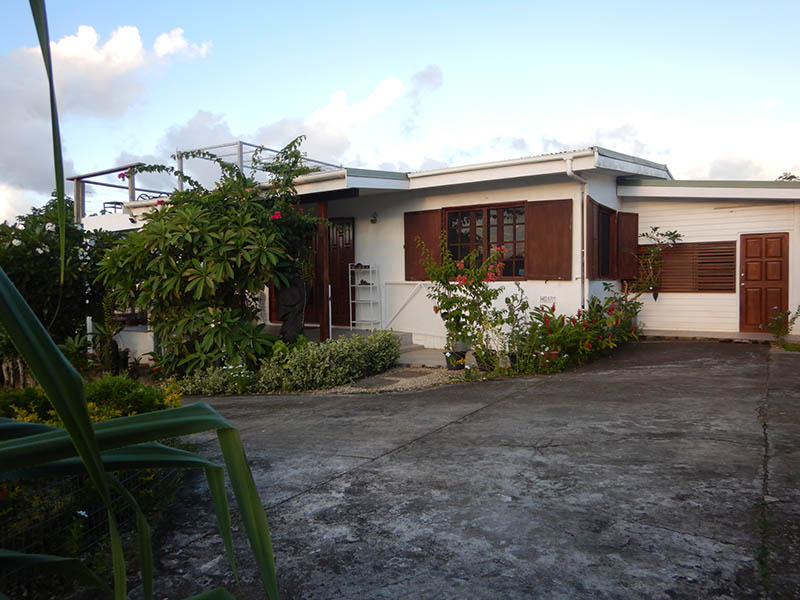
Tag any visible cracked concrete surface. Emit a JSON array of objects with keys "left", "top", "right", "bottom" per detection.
[{"left": 141, "top": 341, "right": 800, "bottom": 599}]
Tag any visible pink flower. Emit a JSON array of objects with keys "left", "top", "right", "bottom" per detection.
[
  {"left": 156, "top": 199, "right": 164, "bottom": 206},
  {"left": 270, "top": 210, "right": 282, "bottom": 220},
  {"left": 117, "top": 171, "right": 128, "bottom": 180}
]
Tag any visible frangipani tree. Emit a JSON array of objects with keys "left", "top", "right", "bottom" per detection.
[
  {"left": 0, "top": 3, "right": 280, "bottom": 598},
  {"left": 99, "top": 140, "right": 321, "bottom": 376}
]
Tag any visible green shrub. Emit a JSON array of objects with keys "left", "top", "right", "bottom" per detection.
[
  {"left": 0, "top": 375, "right": 180, "bottom": 425},
  {"left": 179, "top": 365, "right": 260, "bottom": 396},
  {"left": 179, "top": 330, "right": 401, "bottom": 395}
]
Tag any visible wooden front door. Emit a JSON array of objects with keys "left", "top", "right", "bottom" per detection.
[
  {"left": 740, "top": 232, "right": 789, "bottom": 332},
  {"left": 269, "top": 218, "right": 355, "bottom": 326},
  {"left": 329, "top": 218, "right": 354, "bottom": 326}
]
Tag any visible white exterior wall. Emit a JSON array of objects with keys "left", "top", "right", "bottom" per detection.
[
  {"left": 623, "top": 198, "right": 800, "bottom": 334},
  {"left": 328, "top": 181, "right": 584, "bottom": 348},
  {"left": 115, "top": 327, "right": 154, "bottom": 361}
]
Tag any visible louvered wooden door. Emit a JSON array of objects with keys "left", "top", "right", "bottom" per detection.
[{"left": 739, "top": 233, "right": 789, "bottom": 332}]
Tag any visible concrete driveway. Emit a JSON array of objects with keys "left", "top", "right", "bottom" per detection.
[{"left": 150, "top": 341, "right": 800, "bottom": 599}]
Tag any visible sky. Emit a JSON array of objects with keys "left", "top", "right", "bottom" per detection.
[{"left": 2, "top": 0, "right": 799, "bottom": 222}]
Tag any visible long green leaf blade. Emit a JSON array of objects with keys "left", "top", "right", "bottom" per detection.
[
  {"left": 0, "top": 549, "right": 110, "bottom": 594},
  {"left": 28, "top": 0, "right": 65, "bottom": 285},
  {"left": 108, "top": 475, "right": 153, "bottom": 600},
  {"left": 0, "top": 403, "right": 232, "bottom": 471},
  {"left": 2, "top": 442, "right": 220, "bottom": 479},
  {"left": 218, "top": 428, "right": 278, "bottom": 600},
  {"left": 205, "top": 466, "right": 238, "bottom": 585}
]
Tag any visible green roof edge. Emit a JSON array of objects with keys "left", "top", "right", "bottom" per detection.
[
  {"left": 594, "top": 147, "right": 671, "bottom": 174},
  {"left": 345, "top": 167, "right": 408, "bottom": 181},
  {"left": 619, "top": 178, "right": 800, "bottom": 189}
]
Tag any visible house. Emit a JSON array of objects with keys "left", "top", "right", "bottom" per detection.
[{"left": 76, "top": 144, "right": 800, "bottom": 350}]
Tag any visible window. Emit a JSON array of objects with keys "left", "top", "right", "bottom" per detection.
[
  {"left": 640, "top": 241, "right": 737, "bottom": 292},
  {"left": 586, "top": 199, "right": 639, "bottom": 281},
  {"left": 404, "top": 200, "right": 572, "bottom": 282},
  {"left": 446, "top": 204, "right": 525, "bottom": 277},
  {"left": 587, "top": 199, "right": 617, "bottom": 279}
]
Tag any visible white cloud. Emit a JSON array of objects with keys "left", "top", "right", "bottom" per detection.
[
  {"left": 154, "top": 28, "right": 211, "bottom": 59},
  {"left": 0, "top": 184, "right": 43, "bottom": 225},
  {"left": 0, "top": 24, "right": 211, "bottom": 222}
]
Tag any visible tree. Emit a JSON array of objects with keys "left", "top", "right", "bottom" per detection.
[
  {"left": 777, "top": 172, "right": 799, "bottom": 181},
  {"left": 0, "top": 196, "right": 118, "bottom": 344},
  {"left": 99, "top": 139, "right": 321, "bottom": 375}
]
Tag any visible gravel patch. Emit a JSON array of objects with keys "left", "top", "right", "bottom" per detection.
[{"left": 319, "top": 366, "right": 461, "bottom": 394}]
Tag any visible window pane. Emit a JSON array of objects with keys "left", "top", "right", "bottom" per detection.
[
  {"left": 514, "top": 206, "right": 524, "bottom": 223},
  {"left": 503, "top": 209, "right": 513, "bottom": 224},
  {"left": 489, "top": 228, "right": 497, "bottom": 243},
  {"left": 515, "top": 224, "right": 524, "bottom": 241},
  {"left": 489, "top": 209, "right": 498, "bottom": 225},
  {"left": 474, "top": 211, "right": 483, "bottom": 227},
  {"left": 504, "top": 225, "right": 513, "bottom": 243}
]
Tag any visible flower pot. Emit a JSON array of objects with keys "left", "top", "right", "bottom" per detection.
[{"left": 444, "top": 350, "right": 467, "bottom": 370}]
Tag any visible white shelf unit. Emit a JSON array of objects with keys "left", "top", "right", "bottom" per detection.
[{"left": 349, "top": 263, "right": 380, "bottom": 330}]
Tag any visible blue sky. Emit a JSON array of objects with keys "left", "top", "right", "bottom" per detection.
[{"left": 2, "top": 0, "right": 799, "bottom": 221}]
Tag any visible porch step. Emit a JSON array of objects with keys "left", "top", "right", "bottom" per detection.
[{"left": 399, "top": 343, "right": 425, "bottom": 354}]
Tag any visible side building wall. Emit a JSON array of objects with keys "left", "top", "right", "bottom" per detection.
[{"left": 622, "top": 198, "right": 800, "bottom": 334}]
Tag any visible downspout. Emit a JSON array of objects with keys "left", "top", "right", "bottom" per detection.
[{"left": 565, "top": 158, "right": 588, "bottom": 309}]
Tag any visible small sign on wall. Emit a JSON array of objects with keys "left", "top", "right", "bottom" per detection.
[{"left": 540, "top": 295, "right": 556, "bottom": 305}]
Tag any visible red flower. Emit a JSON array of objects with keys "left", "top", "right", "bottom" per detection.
[
  {"left": 631, "top": 325, "right": 637, "bottom": 333},
  {"left": 156, "top": 199, "right": 164, "bottom": 206},
  {"left": 586, "top": 342, "right": 592, "bottom": 349},
  {"left": 270, "top": 210, "right": 282, "bottom": 220},
  {"left": 433, "top": 305, "right": 439, "bottom": 314},
  {"left": 560, "top": 315, "right": 565, "bottom": 326}
]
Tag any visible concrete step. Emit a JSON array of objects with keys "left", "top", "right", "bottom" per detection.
[
  {"left": 391, "top": 330, "right": 414, "bottom": 346},
  {"left": 399, "top": 343, "right": 425, "bottom": 354}
]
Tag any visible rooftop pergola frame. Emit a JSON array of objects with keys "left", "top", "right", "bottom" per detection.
[
  {"left": 66, "top": 162, "right": 172, "bottom": 225},
  {"left": 68, "top": 141, "right": 341, "bottom": 224}
]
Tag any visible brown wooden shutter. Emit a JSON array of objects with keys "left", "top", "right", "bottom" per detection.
[
  {"left": 404, "top": 209, "right": 442, "bottom": 281},
  {"left": 525, "top": 199, "right": 572, "bottom": 280},
  {"left": 639, "top": 241, "right": 736, "bottom": 292},
  {"left": 586, "top": 198, "right": 599, "bottom": 279},
  {"left": 616, "top": 212, "right": 639, "bottom": 280}
]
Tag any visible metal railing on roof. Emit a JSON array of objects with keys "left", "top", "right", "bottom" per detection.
[
  {"left": 67, "top": 141, "right": 340, "bottom": 223},
  {"left": 174, "top": 140, "right": 342, "bottom": 191}
]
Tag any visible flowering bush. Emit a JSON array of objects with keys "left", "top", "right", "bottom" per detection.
[
  {"left": 418, "top": 234, "right": 505, "bottom": 356},
  {"left": 513, "top": 286, "right": 641, "bottom": 374}
]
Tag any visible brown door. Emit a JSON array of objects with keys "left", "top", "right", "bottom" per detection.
[
  {"left": 329, "top": 218, "right": 355, "bottom": 326},
  {"left": 270, "top": 218, "right": 354, "bottom": 326},
  {"left": 740, "top": 233, "right": 789, "bottom": 332}
]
